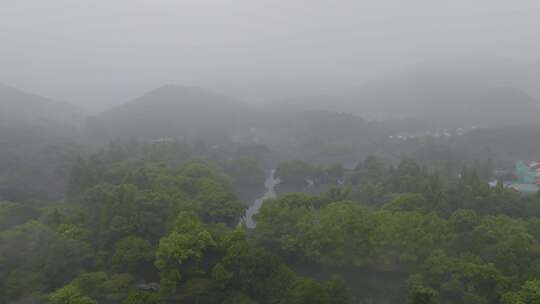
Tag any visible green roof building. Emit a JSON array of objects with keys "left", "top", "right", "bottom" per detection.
[{"left": 516, "top": 161, "right": 537, "bottom": 184}]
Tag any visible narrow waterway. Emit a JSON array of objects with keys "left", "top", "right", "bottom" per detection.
[{"left": 244, "top": 169, "right": 280, "bottom": 229}]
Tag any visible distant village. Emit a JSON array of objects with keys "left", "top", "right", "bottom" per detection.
[{"left": 491, "top": 161, "right": 540, "bottom": 194}]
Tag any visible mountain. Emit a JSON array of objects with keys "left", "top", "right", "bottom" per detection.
[
  {"left": 0, "top": 83, "right": 82, "bottom": 125},
  {"left": 413, "top": 56, "right": 540, "bottom": 100},
  {"left": 0, "top": 84, "right": 86, "bottom": 202},
  {"left": 0, "top": 83, "right": 85, "bottom": 151},
  {"left": 342, "top": 69, "right": 540, "bottom": 125},
  {"left": 88, "top": 85, "right": 253, "bottom": 141},
  {"left": 251, "top": 109, "right": 389, "bottom": 165},
  {"left": 280, "top": 57, "right": 540, "bottom": 127},
  {"left": 87, "top": 84, "right": 392, "bottom": 165}
]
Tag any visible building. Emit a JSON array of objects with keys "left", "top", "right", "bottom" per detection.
[
  {"left": 515, "top": 161, "right": 540, "bottom": 186},
  {"left": 505, "top": 161, "right": 540, "bottom": 194}
]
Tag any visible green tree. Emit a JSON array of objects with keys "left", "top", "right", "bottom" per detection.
[
  {"left": 284, "top": 277, "right": 331, "bottom": 304},
  {"left": 49, "top": 284, "right": 96, "bottom": 304},
  {"left": 502, "top": 279, "right": 540, "bottom": 304},
  {"left": 154, "top": 213, "right": 216, "bottom": 296},
  {"left": 112, "top": 236, "right": 154, "bottom": 274},
  {"left": 0, "top": 220, "right": 92, "bottom": 298},
  {"left": 276, "top": 160, "right": 317, "bottom": 186},
  {"left": 121, "top": 291, "right": 161, "bottom": 304},
  {"left": 408, "top": 285, "right": 438, "bottom": 304}
]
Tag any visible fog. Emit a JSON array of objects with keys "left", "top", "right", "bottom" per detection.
[
  {"left": 5, "top": 2, "right": 540, "bottom": 303},
  {"left": 2, "top": 0, "right": 540, "bottom": 111}
]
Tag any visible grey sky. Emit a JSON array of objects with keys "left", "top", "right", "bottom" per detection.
[{"left": 1, "top": 0, "right": 540, "bottom": 111}]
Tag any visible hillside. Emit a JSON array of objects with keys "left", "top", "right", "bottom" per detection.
[
  {"left": 0, "top": 84, "right": 85, "bottom": 202},
  {"left": 342, "top": 67, "right": 540, "bottom": 125},
  {"left": 86, "top": 85, "right": 392, "bottom": 165},
  {"left": 280, "top": 58, "right": 540, "bottom": 127},
  {"left": 0, "top": 83, "right": 82, "bottom": 125},
  {"left": 88, "top": 85, "right": 252, "bottom": 141},
  {"left": 0, "top": 84, "right": 84, "bottom": 151}
]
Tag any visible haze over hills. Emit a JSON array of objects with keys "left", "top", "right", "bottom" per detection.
[
  {"left": 341, "top": 72, "right": 540, "bottom": 125},
  {"left": 417, "top": 56, "right": 540, "bottom": 99},
  {"left": 4, "top": 73, "right": 540, "bottom": 304},
  {"left": 278, "top": 57, "right": 540, "bottom": 127},
  {"left": 3, "top": 54, "right": 540, "bottom": 132},
  {"left": 3, "top": 55, "right": 540, "bottom": 147},
  {"left": 0, "top": 83, "right": 86, "bottom": 155},
  {"left": 0, "top": 83, "right": 83, "bottom": 125},
  {"left": 0, "top": 84, "right": 86, "bottom": 202},
  {"left": 87, "top": 85, "right": 254, "bottom": 141},
  {"left": 5, "top": 2, "right": 540, "bottom": 303}
]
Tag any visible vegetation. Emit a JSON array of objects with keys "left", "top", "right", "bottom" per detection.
[
  {"left": 3, "top": 137, "right": 540, "bottom": 304},
  {"left": 255, "top": 156, "right": 540, "bottom": 303},
  {"left": 3, "top": 86, "right": 540, "bottom": 303},
  {"left": 0, "top": 143, "right": 353, "bottom": 303}
]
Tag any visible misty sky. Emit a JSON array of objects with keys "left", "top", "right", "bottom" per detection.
[{"left": 2, "top": 0, "right": 540, "bottom": 111}]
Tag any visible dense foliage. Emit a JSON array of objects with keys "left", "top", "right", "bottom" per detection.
[
  {"left": 2, "top": 136, "right": 540, "bottom": 303},
  {"left": 256, "top": 157, "right": 540, "bottom": 303},
  {"left": 0, "top": 143, "right": 350, "bottom": 304}
]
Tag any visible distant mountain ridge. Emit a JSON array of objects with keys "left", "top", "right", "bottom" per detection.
[
  {"left": 0, "top": 83, "right": 82, "bottom": 125},
  {"left": 341, "top": 68, "right": 540, "bottom": 125},
  {"left": 277, "top": 57, "right": 540, "bottom": 127},
  {"left": 88, "top": 84, "right": 253, "bottom": 141}
]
